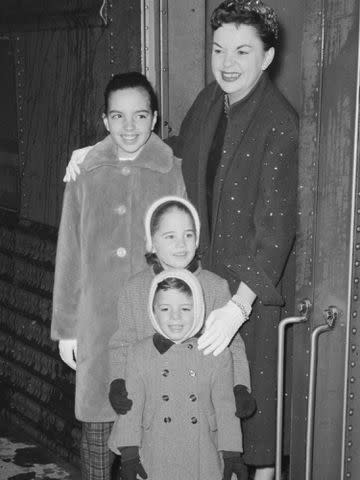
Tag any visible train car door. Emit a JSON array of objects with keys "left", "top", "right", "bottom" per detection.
[{"left": 289, "top": 1, "right": 360, "bottom": 479}]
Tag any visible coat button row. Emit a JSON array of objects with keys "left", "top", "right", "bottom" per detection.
[
  {"left": 163, "top": 417, "right": 198, "bottom": 424},
  {"left": 116, "top": 247, "right": 127, "bottom": 258}
]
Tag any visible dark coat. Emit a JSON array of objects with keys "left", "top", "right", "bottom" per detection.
[
  {"left": 51, "top": 133, "right": 186, "bottom": 421},
  {"left": 109, "top": 337, "right": 243, "bottom": 480},
  {"left": 171, "top": 73, "right": 298, "bottom": 465}
]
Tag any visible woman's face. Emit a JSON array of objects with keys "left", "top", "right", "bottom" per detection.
[
  {"left": 211, "top": 23, "right": 274, "bottom": 104},
  {"left": 103, "top": 87, "right": 157, "bottom": 156}
]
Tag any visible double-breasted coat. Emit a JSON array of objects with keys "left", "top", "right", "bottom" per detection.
[
  {"left": 109, "top": 337, "right": 243, "bottom": 480},
  {"left": 109, "top": 265, "right": 251, "bottom": 389},
  {"left": 51, "top": 133, "right": 186, "bottom": 421},
  {"left": 171, "top": 72, "right": 298, "bottom": 465}
]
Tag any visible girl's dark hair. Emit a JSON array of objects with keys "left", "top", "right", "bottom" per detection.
[
  {"left": 145, "top": 201, "right": 200, "bottom": 272},
  {"left": 154, "top": 277, "right": 192, "bottom": 304},
  {"left": 104, "top": 71, "right": 158, "bottom": 114},
  {"left": 210, "top": 1, "right": 279, "bottom": 50}
]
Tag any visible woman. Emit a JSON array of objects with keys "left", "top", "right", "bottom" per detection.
[
  {"left": 64, "top": 1, "right": 298, "bottom": 478},
  {"left": 171, "top": 2, "right": 298, "bottom": 478}
]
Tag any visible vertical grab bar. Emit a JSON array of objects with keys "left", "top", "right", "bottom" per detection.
[
  {"left": 305, "top": 307, "right": 337, "bottom": 480},
  {"left": 275, "top": 311, "right": 308, "bottom": 480}
]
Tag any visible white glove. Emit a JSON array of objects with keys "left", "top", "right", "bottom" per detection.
[
  {"left": 63, "top": 145, "right": 94, "bottom": 182},
  {"left": 59, "top": 339, "right": 77, "bottom": 370},
  {"left": 198, "top": 301, "right": 248, "bottom": 356}
]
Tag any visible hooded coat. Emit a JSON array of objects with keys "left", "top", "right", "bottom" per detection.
[
  {"left": 51, "top": 133, "right": 186, "bottom": 421},
  {"left": 108, "top": 270, "right": 243, "bottom": 480},
  {"left": 170, "top": 72, "right": 298, "bottom": 464}
]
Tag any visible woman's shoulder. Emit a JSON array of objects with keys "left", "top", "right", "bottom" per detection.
[{"left": 262, "top": 79, "right": 299, "bottom": 131}]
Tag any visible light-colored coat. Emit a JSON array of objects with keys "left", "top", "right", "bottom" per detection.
[
  {"left": 109, "top": 266, "right": 251, "bottom": 389},
  {"left": 109, "top": 337, "right": 243, "bottom": 480},
  {"left": 51, "top": 133, "right": 186, "bottom": 421}
]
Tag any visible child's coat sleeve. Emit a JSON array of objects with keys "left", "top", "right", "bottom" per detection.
[
  {"left": 207, "top": 274, "right": 251, "bottom": 391},
  {"left": 51, "top": 182, "right": 81, "bottom": 340},
  {"left": 108, "top": 346, "right": 145, "bottom": 453},
  {"left": 109, "top": 286, "right": 139, "bottom": 380}
]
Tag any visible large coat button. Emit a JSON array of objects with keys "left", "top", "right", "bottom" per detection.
[
  {"left": 116, "top": 247, "right": 127, "bottom": 258},
  {"left": 162, "top": 369, "right": 169, "bottom": 377},
  {"left": 121, "top": 166, "right": 131, "bottom": 176},
  {"left": 116, "top": 205, "right": 127, "bottom": 215},
  {"left": 191, "top": 417, "right": 198, "bottom": 424},
  {"left": 188, "top": 369, "right": 196, "bottom": 377},
  {"left": 189, "top": 394, "right": 197, "bottom": 402},
  {"left": 164, "top": 417, "right": 171, "bottom": 423},
  {"left": 162, "top": 394, "right": 169, "bottom": 401}
]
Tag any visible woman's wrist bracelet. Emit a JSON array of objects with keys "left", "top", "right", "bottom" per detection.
[{"left": 230, "top": 294, "right": 252, "bottom": 320}]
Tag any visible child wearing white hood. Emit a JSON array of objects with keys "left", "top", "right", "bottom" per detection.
[
  {"left": 108, "top": 269, "right": 247, "bottom": 480},
  {"left": 108, "top": 197, "right": 255, "bottom": 424}
]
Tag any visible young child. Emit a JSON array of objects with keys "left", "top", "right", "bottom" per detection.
[
  {"left": 51, "top": 72, "right": 186, "bottom": 479},
  {"left": 108, "top": 269, "right": 248, "bottom": 480},
  {"left": 108, "top": 196, "right": 255, "bottom": 423}
]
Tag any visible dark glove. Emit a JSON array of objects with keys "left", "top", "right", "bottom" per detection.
[
  {"left": 120, "top": 447, "right": 148, "bottom": 480},
  {"left": 222, "top": 452, "right": 248, "bottom": 480},
  {"left": 109, "top": 378, "right": 133, "bottom": 415},
  {"left": 233, "top": 384, "right": 257, "bottom": 419}
]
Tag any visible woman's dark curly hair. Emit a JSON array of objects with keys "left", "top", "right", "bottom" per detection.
[{"left": 210, "top": 0, "right": 279, "bottom": 50}]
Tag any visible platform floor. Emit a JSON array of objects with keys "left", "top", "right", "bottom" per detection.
[{"left": 0, "top": 421, "right": 81, "bottom": 480}]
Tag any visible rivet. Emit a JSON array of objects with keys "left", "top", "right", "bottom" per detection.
[
  {"left": 357, "top": 226, "right": 360, "bottom": 232},
  {"left": 348, "top": 425, "right": 353, "bottom": 431},
  {"left": 348, "top": 440, "right": 352, "bottom": 447},
  {"left": 346, "top": 473, "right": 351, "bottom": 478},
  {"left": 354, "top": 278, "right": 359, "bottom": 284},
  {"left": 349, "top": 392, "right": 354, "bottom": 399},
  {"left": 351, "top": 361, "right": 356, "bottom": 367},
  {"left": 353, "top": 311, "right": 357, "bottom": 317},
  {"left": 356, "top": 244, "right": 360, "bottom": 250},
  {"left": 349, "top": 409, "right": 354, "bottom": 416},
  {"left": 354, "top": 295, "right": 358, "bottom": 301},
  {"left": 352, "top": 328, "right": 357, "bottom": 334},
  {"left": 350, "top": 377, "right": 355, "bottom": 383},
  {"left": 355, "top": 261, "right": 360, "bottom": 267},
  {"left": 347, "top": 457, "right": 352, "bottom": 462}
]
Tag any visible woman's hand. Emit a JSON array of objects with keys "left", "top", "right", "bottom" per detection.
[
  {"left": 198, "top": 301, "right": 248, "bottom": 356},
  {"left": 63, "top": 146, "right": 94, "bottom": 182},
  {"left": 58, "top": 339, "right": 77, "bottom": 369}
]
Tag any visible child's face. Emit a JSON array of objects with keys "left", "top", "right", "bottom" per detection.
[
  {"left": 152, "top": 208, "right": 196, "bottom": 269},
  {"left": 153, "top": 289, "right": 194, "bottom": 341},
  {"left": 103, "top": 87, "right": 157, "bottom": 155}
]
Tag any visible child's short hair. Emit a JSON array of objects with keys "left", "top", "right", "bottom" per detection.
[
  {"left": 104, "top": 72, "right": 158, "bottom": 114},
  {"left": 154, "top": 277, "right": 192, "bottom": 305}
]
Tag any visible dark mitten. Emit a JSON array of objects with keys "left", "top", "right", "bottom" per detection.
[
  {"left": 222, "top": 452, "right": 248, "bottom": 480},
  {"left": 121, "top": 452, "right": 148, "bottom": 480},
  {"left": 233, "top": 384, "right": 257, "bottom": 419},
  {"left": 109, "top": 378, "right": 133, "bottom": 415}
]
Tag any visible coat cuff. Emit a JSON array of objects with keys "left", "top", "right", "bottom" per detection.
[{"left": 224, "top": 258, "right": 284, "bottom": 306}]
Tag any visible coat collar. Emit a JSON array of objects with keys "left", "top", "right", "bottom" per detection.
[
  {"left": 83, "top": 133, "right": 175, "bottom": 174},
  {"left": 153, "top": 332, "right": 200, "bottom": 354}
]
